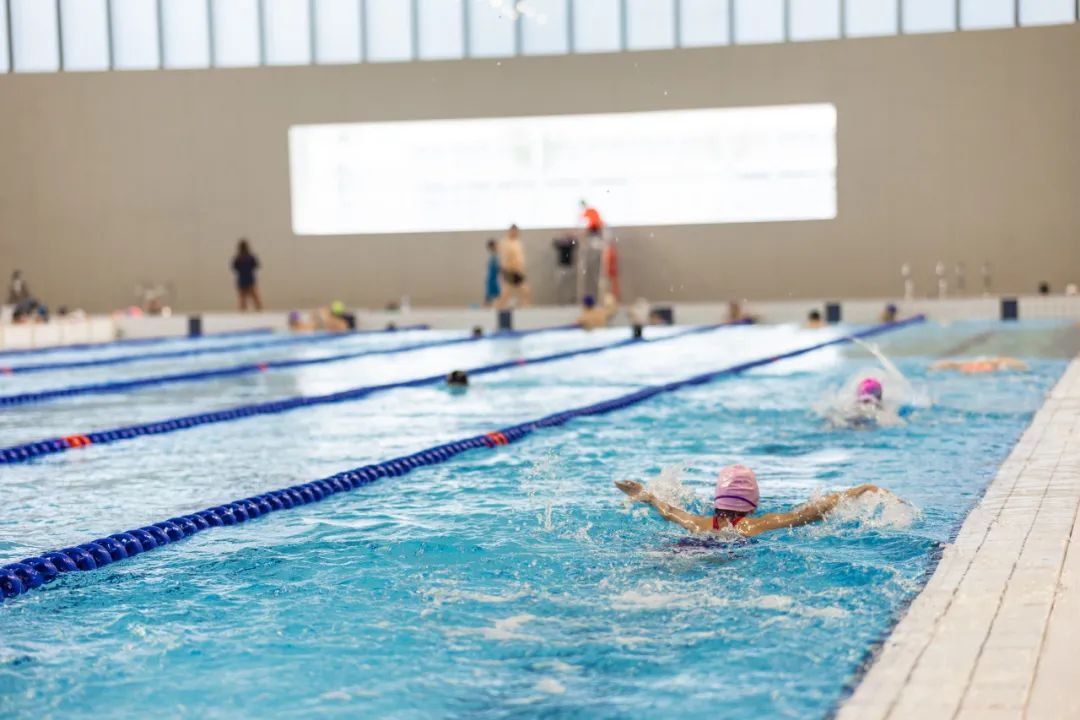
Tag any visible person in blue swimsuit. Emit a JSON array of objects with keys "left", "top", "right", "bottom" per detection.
[{"left": 484, "top": 239, "right": 501, "bottom": 306}]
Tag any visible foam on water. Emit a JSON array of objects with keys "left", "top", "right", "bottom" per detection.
[
  {"left": 825, "top": 489, "right": 921, "bottom": 530},
  {"left": 642, "top": 464, "right": 700, "bottom": 509}
]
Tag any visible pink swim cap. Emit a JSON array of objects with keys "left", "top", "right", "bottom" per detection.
[
  {"left": 714, "top": 465, "right": 760, "bottom": 512},
  {"left": 857, "top": 378, "right": 883, "bottom": 400}
]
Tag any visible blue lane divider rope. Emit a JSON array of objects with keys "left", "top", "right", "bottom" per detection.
[
  {"left": 0, "top": 324, "right": 578, "bottom": 408},
  {"left": 0, "top": 317, "right": 922, "bottom": 603},
  {"left": 0, "top": 327, "right": 274, "bottom": 360},
  {"left": 0, "top": 324, "right": 432, "bottom": 375},
  {"left": 0, "top": 323, "right": 743, "bottom": 464}
]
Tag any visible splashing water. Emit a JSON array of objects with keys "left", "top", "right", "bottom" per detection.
[
  {"left": 642, "top": 465, "right": 700, "bottom": 509},
  {"left": 812, "top": 490, "right": 921, "bottom": 533}
]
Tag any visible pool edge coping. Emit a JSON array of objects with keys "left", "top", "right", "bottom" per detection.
[{"left": 834, "top": 354, "right": 1080, "bottom": 720}]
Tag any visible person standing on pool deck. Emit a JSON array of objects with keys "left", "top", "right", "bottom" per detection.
[
  {"left": 496, "top": 225, "right": 530, "bottom": 308},
  {"left": 484, "top": 238, "right": 501, "bottom": 306},
  {"left": 231, "top": 239, "right": 262, "bottom": 311},
  {"left": 615, "top": 465, "right": 890, "bottom": 538},
  {"left": 7, "top": 270, "right": 31, "bottom": 306}
]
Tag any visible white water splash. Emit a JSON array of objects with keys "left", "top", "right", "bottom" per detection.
[
  {"left": 482, "top": 614, "right": 539, "bottom": 641},
  {"left": 523, "top": 450, "right": 559, "bottom": 497},
  {"left": 571, "top": 522, "right": 593, "bottom": 542},
  {"left": 425, "top": 584, "right": 532, "bottom": 608},
  {"left": 533, "top": 659, "right": 581, "bottom": 675},
  {"left": 813, "top": 489, "right": 920, "bottom": 532},
  {"left": 643, "top": 465, "right": 699, "bottom": 508},
  {"left": 535, "top": 678, "right": 566, "bottom": 695},
  {"left": 524, "top": 449, "right": 567, "bottom": 533},
  {"left": 611, "top": 583, "right": 850, "bottom": 621}
]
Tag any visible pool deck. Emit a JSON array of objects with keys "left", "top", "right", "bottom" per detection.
[{"left": 838, "top": 357, "right": 1080, "bottom": 720}]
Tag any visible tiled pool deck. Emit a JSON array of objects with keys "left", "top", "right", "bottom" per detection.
[{"left": 838, "top": 358, "right": 1080, "bottom": 720}]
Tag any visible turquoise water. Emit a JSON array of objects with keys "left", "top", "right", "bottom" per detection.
[{"left": 0, "top": 322, "right": 1073, "bottom": 718}]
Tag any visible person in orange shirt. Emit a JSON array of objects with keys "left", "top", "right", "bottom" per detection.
[{"left": 581, "top": 199, "right": 603, "bottom": 236}]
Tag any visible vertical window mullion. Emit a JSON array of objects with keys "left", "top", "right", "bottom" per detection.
[
  {"left": 307, "top": 0, "right": 314, "bottom": 62},
  {"left": 4, "top": 0, "right": 13, "bottom": 72},
  {"left": 106, "top": 0, "right": 115, "bottom": 67},
  {"left": 55, "top": 0, "right": 64, "bottom": 69},
  {"left": 566, "top": 0, "right": 573, "bottom": 51},
  {"left": 206, "top": 0, "right": 215, "bottom": 65},
  {"left": 513, "top": 1, "right": 521, "bottom": 54},
  {"left": 410, "top": 0, "right": 418, "bottom": 59},
  {"left": 461, "top": 0, "right": 469, "bottom": 56},
  {"left": 359, "top": 0, "right": 366, "bottom": 61},
  {"left": 257, "top": 0, "right": 266, "bottom": 64},
  {"left": 618, "top": 0, "right": 627, "bottom": 49},
  {"left": 156, "top": 0, "right": 164, "bottom": 67},
  {"left": 673, "top": 0, "right": 681, "bottom": 45}
]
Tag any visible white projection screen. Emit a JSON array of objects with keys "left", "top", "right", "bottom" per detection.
[{"left": 288, "top": 104, "right": 837, "bottom": 235}]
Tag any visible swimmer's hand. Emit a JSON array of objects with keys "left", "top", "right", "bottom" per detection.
[
  {"left": 615, "top": 479, "right": 648, "bottom": 501},
  {"left": 615, "top": 479, "right": 709, "bottom": 533},
  {"left": 844, "top": 484, "right": 882, "bottom": 499}
]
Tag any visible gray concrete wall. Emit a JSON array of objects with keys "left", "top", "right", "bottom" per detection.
[{"left": 0, "top": 24, "right": 1077, "bottom": 311}]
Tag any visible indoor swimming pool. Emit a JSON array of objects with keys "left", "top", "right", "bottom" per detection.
[{"left": 1, "top": 320, "right": 1077, "bottom": 718}]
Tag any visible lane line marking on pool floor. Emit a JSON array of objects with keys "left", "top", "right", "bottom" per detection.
[
  {"left": 836, "top": 353, "right": 1080, "bottom": 720},
  {"left": 0, "top": 324, "right": 579, "bottom": 408},
  {"left": 0, "top": 324, "right": 435, "bottom": 375},
  {"left": 0, "top": 316, "right": 923, "bottom": 604},
  {"left": 0, "top": 323, "right": 744, "bottom": 464}
]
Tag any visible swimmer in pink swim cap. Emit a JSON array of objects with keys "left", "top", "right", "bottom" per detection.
[
  {"left": 857, "top": 377, "right": 884, "bottom": 409},
  {"left": 615, "top": 464, "right": 887, "bottom": 538}
]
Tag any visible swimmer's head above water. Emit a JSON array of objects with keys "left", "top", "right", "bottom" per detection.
[
  {"left": 713, "top": 464, "right": 759, "bottom": 526},
  {"left": 446, "top": 370, "right": 469, "bottom": 388},
  {"left": 857, "top": 377, "right": 884, "bottom": 407}
]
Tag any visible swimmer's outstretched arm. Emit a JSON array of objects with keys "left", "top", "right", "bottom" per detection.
[
  {"left": 929, "top": 360, "right": 960, "bottom": 370},
  {"left": 743, "top": 484, "right": 884, "bottom": 535},
  {"left": 614, "top": 480, "right": 711, "bottom": 533}
]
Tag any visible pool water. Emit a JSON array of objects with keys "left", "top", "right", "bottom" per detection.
[{"left": 0, "top": 321, "right": 1076, "bottom": 718}]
